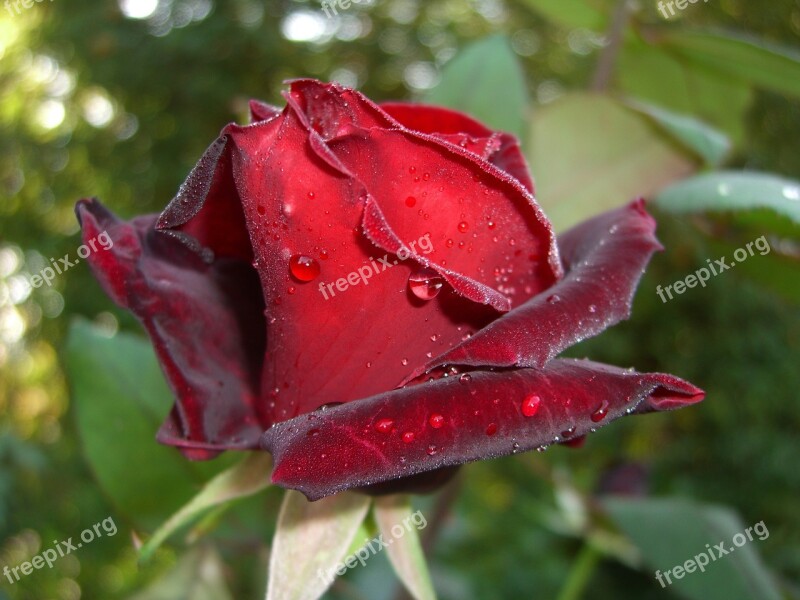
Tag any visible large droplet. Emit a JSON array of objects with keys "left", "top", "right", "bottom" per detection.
[
  {"left": 375, "top": 418, "right": 394, "bottom": 433},
  {"left": 408, "top": 267, "right": 444, "bottom": 300},
  {"left": 402, "top": 431, "right": 415, "bottom": 443},
  {"left": 289, "top": 254, "right": 321, "bottom": 282},
  {"left": 429, "top": 414, "right": 444, "bottom": 429},
  {"left": 590, "top": 400, "right": 609, "bottom": 422},
  {"left": 521, "top": 394, "right": 542, "bottom": 417}
]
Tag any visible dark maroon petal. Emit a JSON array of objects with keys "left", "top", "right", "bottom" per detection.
[
  {"left": 405, "top": 199, "right": 661, "bottom": 381},
  {"left": 262, "top": 358, "right": 703, "bottom": 500},
  {"left": 381, "top": 101, "right": 535, "bottom": 193},
  {"left": 75, "top": 198, "right": 268, "bottom": 458}
]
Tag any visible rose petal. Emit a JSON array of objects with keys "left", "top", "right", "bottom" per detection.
[
  {"left": 381, "top": 101, "right": 535, "bottom": 193},
  {"left": 404, "top": 199, "right": 662, "bottom": 381},
  {"left": 262, "top": 358, "right": 703, "bottom": 500},
  {"left": 163, "top": 102, "right": 496, "bottom": 424},
  {"left": 249, "top": 99, "right": 282, "bottom": 123},
  {"left": 75, "top": 199, "right": 268, "bottom": 458}
]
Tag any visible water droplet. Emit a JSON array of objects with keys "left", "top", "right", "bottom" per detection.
[
  {"left": 408, "top": 267, "right": 444, "bottom": 300},
  {"left": 375, "top": 418, "right": 394, "bottom": 433},
  {"left": 366, "top": 361, "right": 372, "bottom": 368},
  {"left": 445, "top": 238, "right": 454, "bottom": 248},
  {"left": 588, "top": 304, "right": 597, "bottom": 313},
  {"left": 546, "top": 294, "right": 561, "bottom": 303},
  {"left": 422, "top": 172, "right": 430, "bottom": 181},
  {"left": 521, "top": 394, "right": 542, "bottom": 417},
  {"left": 307, "top": 191, "right": 315, "bottom": 199},
  {"left": 590, "top": 400, "right": 609, "bottom": 422},
  {"left": 511, "top": 442, "right": 520, "bottom": 453},
  {"left": 319, "top": 249, "right": 329, "bottom": 260},
  {"left": 257, "top": 205, "right": 266, "bottom": 216},
  {"left": 459, "top": 373, "right": 472, "bottom": 384},
  {"left": 486, "top": 423, "right": 497, "bottom": 436},
  {"left": 487, "top": 220, "right": 496, "bottom": 229},
  {"left": 426, "top": 444, "right": 438, "bottom": 456},
  {"left": 402, "top": 431, "right": 415, "bottom": 443},
  {"left": 429, "top": 414, "right": 444, "bottom": 428},
  {"left": 308, "top": 428, "right": 320, "bottom": 437},
  {"left": 561, "top": 426, "right": 576, "bottom": 437},
  {"left": 405, "top": 196, "right": 417, "bottom": 208},
  {"left": 289, "top": 255, "right": 321, "bottom": 282},
  {"left": 409, "top": 166, "right": 417, "bottom": 174},
  {"left": 401, "top": 358, "right": 409, "bottom": 366},
  {"left": 287, "top": 286, "right": 296, "bottom": 295},
  {"left": 458, "top": 221, "right": 469, "bottom": 233}
]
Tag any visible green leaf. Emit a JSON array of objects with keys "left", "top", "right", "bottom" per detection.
[
  {"left": 266, "top": 490, "right": 372, "bottom": 600},
  {"left": 655, "top": 171, "right": 800, "bottom": 224},
  {"left": 127, "top": 546, "right": 234, "bottom": 600},
  {"left": 618, "top": 36, "right": 753, "bottom": 145},
  {"left": 374, "top": 495, "right": 437, "bottom": 600},
  {"left": 521, "top": 0, "right": 608, "bottom": 30},
  {"left": 139, "top": 452, "right": 273, "bottom": 563},
  {"left": 527, "top": 93, "right": 698, "bottom": 231},
  {"left": 64, "top": 319, "right": 232, "bottom": 529},
  {"left": 625, "top": 100, "right": 731, "bottom": 167},
  {"left": 603, "top": 497, "right": 781, "bottom": 600},
  {"left": 661, "top": 30, "right": 800, "bottom": 99},
  {"left": 424, "top": 35, "right": 529, "bottom": 139}
]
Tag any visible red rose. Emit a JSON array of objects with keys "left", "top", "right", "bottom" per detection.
[{"left": 75, "top": 79, "right": 703, "bottom": 500}]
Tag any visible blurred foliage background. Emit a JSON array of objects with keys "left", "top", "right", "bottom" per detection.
[{"left": 1, "top": 0, "right": 799, "bottom": 598}]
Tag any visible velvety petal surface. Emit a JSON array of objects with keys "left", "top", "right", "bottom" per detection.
[
  {"left": 405, "top": 199, "right": 662, "bottom": 381},
  {"left": 380, "top": 101, "right": 536, "bottom": 193},
  {"left": 76, "top": 199, "right": 268, "bottom": 458},
  {"left": 262, "top": 358, "right": 704, "bottom": 500},
  {"left": 288, "top": 80, "right": 562, "bottom": 311}
]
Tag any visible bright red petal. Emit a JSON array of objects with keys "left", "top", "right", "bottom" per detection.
[{"left": 262, "top": 358, "right": 703, "bottom": 500}]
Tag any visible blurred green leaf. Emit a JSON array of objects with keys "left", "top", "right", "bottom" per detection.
[
  {"left": 626, "top": 100, "right": 731, "bottom": 167},
  {"left": 528, "top": 93, "right": 698, "bottom": 231},
  {"left": 424, "top": 35, "right": 529, "bottom": 139},
  {"left": 655, "top": 171, "right": 800, "bottom": 224},
  {"left": 266, "top": 490, "right": 372, "bottom": 600},
  {"left": 521, "top": 0, "right": 608, "bottom": 30},
  {"left": 618, "top": 37, "right": 753, "bottom": 145},
  {"left": 603, "top": 497, "right": 781, "bottom": 600},
  {"left": 661, "top": 30, "right": 800, "bottom": 98},
  {"left": 139, "top": 453, "right": 272, "bottom": 563},
  {"left": 65, "top": 319, "right": 232, "bottom": 529},
  {"left": 374, "top": 495, "right": 436, "bottom": 600},
  {"left": 127, "top": 546, "right": 234, "bottom": 600}
]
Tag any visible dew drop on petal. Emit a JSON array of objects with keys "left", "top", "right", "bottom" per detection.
[
  {"left": 426, "top": 444, "right": 438, "bottom": 456},
  {"left": 588, "top": 304, "right": 597, "bottom": 313},
  {"left": 402, "top": 431, "right": 415, "bottom": 443},
  {"left": 408, "top": 267, "right": 444, "bottom": 300},
  {"left": 546, "top": 294, "right": 561, "bottom": 304},
  {"left": 459, "top": 373, "right": 472, "bottom": 384},
  {"left": 405, "top": 196, "right": 417, "bottom": 208},
  {"left": 486, "top": 423, "right": 497, "bottom": 436},
  {"left": 375, "top": 418, "right": 394, "bottom": 433},
  {"left": 289, "top": 255, "right": 321, "bottom": 282},
  {"left": 429, "top": 414, "right": 444, "bottom": 428},
  {"left": 458, "top": 221, "right": 469, "bottom": 233},
  {"left": 521, "top": 394, "right": 542, "bottom": 417},
  {"left": 561, "top": 426, "right": 576, "bottom": 437},
  {"left": 590, "top": 400, "right": 609, "bottom": 422}
]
